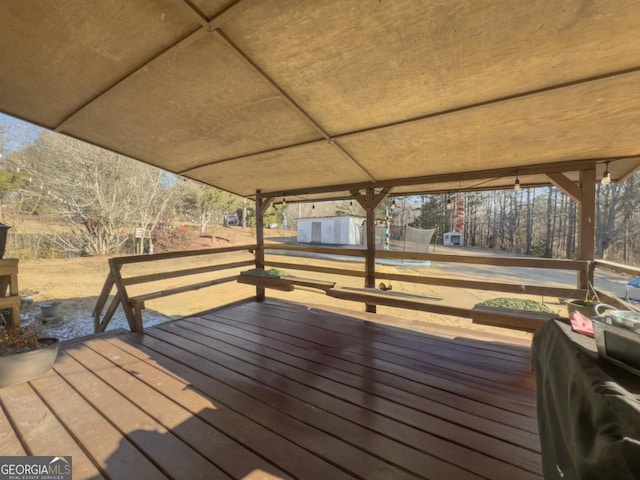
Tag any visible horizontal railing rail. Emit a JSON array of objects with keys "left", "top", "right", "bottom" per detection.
[
  {"left": 92, "top": 241, "right": 637, "bottom": 336},
  {"left": 260, "top": 244, "right": 616, "bottom": 331},
  {"left": 264, "top": 244, "right": 592, "bottom": 294},
  {"left": 594, "top": 259, "right": 640, "bottom": 277},
  {"left": 93, "top": 245, "right": 256, "bottom": 334}
]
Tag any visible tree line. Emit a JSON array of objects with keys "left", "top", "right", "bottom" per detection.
[
  {"left": 1, "top": 129, "right": 245, "bottom": 256},
  {"left": 402, "top": 175, "right": 640, "bottom": 266}
]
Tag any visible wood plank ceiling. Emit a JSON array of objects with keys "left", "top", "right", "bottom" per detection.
[{"left": 1, "top": 0, "right": 639, "bottom": 202}]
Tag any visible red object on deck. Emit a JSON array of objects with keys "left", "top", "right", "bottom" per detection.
[{"left": 569, "top": 311, "right": 594, "bottom": 337}]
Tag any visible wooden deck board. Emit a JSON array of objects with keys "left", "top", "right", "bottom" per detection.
[
  {"left": 29, "top": 365, "right": 166, "bottom": 480},
  {"left": 191, "top": 311, "right": 539, "bottom": 434},
  {"left": 133, "top": 331, "right": 435, "bottom": 480},
  {"left": 105, "top": 336, "right": 357, "bottom": 480},
  {"left": 0, "top": 381, "right": 105, "bottom": 480},
  {"left": 0, "top": 397, "right": 27, "bottom": 456},
  {"left": 153, "top": 320, "right": 541, "bottom": 478},
  {"left": 182, "top": 315, "right": 540, "bottom": 445},
  {"left": 52, "top": 351, "right": 232, "bottom": 480},
  {"left": 0, "top": 299, "right": 542, "bottom": 480},
  {"left": 206, "top": 304, "right": 537, "bottom": 417},
  {"left": 63, "top": 341, "right": 294, "bottom": 480},
  {"left": 250, "top": 302, "right": 536, "bottom": 388}
]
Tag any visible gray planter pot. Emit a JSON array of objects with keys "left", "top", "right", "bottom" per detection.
[
  {"left": 39, "top": 301, "right": 63, "bottom": 325},
  {"left": 566, "top": 299, "right": 599, "bottom": 318},
  {"left": 39, "top": 301, "right": 62, "bottom": 318},
  {"left": 0, "top": 338, "right": 59, "bottom": 388}
]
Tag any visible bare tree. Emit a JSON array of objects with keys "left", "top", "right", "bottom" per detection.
[
  {"left": 595, "top": 176, "right": 640, "bottom": 259},
  {"left": 13, "top": 131, "right": 172, "bottom": 256}
]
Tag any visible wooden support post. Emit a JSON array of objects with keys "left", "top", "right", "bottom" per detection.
[
  {"left": 109, "top": 260, "right": 140, "bottom": 333},
  {"left": 578, "top": 167, "right": 596, "bottom": 289},
  {"left": 364, "top": 204, "right": 376, "bottom": 312},
  {"left": 0, "top": 259, "right": 20, "bottom": 328},
  {"left": 548, "top": 168, "right": 596, "bottom": 290},
  {"left": 93, "top": 272, "right": 115, "bottom": 332},
  {"left": 255, "top": 191, "right": 273, "bottom": 302},
  {"left": 351, "top": 187, "right": 392, "bottom": 313}
]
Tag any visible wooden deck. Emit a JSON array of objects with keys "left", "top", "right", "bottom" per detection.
[{"left": 0, "top": 300, "right": 541, "bottom": 480}]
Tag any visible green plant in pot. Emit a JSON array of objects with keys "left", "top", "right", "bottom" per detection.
[
  {"left": 566, "top": 278, "right": 600, "bottom": 318},
  {"left": 0, "top": 325, "right": 59, "bottom": 388}
]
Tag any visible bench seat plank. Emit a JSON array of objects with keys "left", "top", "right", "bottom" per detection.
[
  {"left": 237, "top": 269, "right": 335, "bottom": 292},
  {"left": 327, "top": 286, "right": 470, "bottom": 318}
]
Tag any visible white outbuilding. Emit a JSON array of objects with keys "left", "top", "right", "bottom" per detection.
[
  {"left": 443, "top": 231, "right": 463, "bottom": 246},
  {"left": 297, "top": 216, "right": 364, "bottom": 245}
]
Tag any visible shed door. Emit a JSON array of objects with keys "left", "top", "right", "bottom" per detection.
[{"left": 311, "top": 222, "right": 322, "bottom": 243}]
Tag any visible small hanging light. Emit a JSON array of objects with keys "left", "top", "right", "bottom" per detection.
[
  {"left": 601, "top": 162, "right": 611, "bottom": 185},
  {"left": 282, "top": 196, "right": 286, "bottom": 206},
  {"left": 446, "top": 198, "right": 452, "bottom": 210},
  {"left": 312, "top": 202, "right": 315, "bottom": 210},
  {"left": 390, "top": 199, "right": 397, "bottom": 210},
  {"left": 514, "top": 172, "right": 521, "bottom": 191}
]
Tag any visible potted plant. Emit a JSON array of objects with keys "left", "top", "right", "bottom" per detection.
[
  {"left": 566, "top": 281, "right": 600, "bottom": 318},
  {"left": 0, "top": 325, "right": 59, "bottom": 388}
]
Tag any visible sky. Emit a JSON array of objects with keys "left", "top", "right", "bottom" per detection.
[{"left": 0, "top": 113, "right": 42, "bottom": 155}]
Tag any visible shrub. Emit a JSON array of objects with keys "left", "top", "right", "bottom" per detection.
[
  {"left": 0, "top": 325, "right": 41, "bottom": 356},
  {"left": 479, "top": 297, "right": 552, "bottom": 313}
]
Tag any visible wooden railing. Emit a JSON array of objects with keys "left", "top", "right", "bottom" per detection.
[
  {"left": 594, "top": 259, "right": 640, "bottom": 277},
  {"left": 93, "top": 242, "right": 637, "bottom": 335},
  {"left": 93, "top": 245, "right": 256, "bottom": 334},
  {"left": 265, "top": 246, "right": 640, "bottom": 330},
  {"left": 264, "top": 244, "right": 592, "bottom": 299}
]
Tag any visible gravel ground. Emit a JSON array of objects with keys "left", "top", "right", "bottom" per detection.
[{"left": 16, "top": 300, "right": 171, "bottom": 341}]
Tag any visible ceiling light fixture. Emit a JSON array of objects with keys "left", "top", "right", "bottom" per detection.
[
  {"left": 514, "top": 173, "right": 521, "bottom": 191},
  {"left": 390, "top": 199, "right": 397, "bottom": 210},
  {"left": 446, "top": 198, "right": 452, "bottom": 210}
]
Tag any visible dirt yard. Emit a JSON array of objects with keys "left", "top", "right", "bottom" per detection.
[{"left": 14, "top": 227, "right": 637, "bottom": 342}]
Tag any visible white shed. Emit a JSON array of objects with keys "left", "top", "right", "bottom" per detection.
[
  {"left": 443, "top": 231, "right": 463, "bottom": 246},
  {"left": 297, "top": 216, "right": 363, "bottom": 245}
]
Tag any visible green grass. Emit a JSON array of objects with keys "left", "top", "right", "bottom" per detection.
[{"left": 479, "top": 297, "right": 552, "bottom": 313}]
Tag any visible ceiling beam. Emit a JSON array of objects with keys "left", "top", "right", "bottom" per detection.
[
  {"left": 256, "top": 155, "right": 638, "bottom": 199},
  {"left": 350, "top": 187, "right": 392, "bottom": 210},
  {"left": 546, "top": 172, "right": 581, "bottom": 202}
]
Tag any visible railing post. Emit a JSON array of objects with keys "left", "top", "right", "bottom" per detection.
[
  {"left": 255, "top": 191, "right": 273, "bottom": 302},
  {"left": 578, "top": 168, "right": 596, "bottom": 290},
  {"left": 109, "top": 260, "right": 140, "bottom": 333},
  {"left": 351, "top": 187, "right": 392, "bottom": 313},
  {"left": 93, "top": 272, "right": 115, "bottom": 332}
]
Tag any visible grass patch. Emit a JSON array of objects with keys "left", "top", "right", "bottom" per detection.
[{"left": 479, "top": 297, "right": 552, "bottom": 313}]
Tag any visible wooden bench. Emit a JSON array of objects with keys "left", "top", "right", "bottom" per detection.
[
  {"left": 471, "top": 304, "right": 558, "bottom": 332},
  {"left": 0, "top": 295, "right": 21, "bottom": 328},
  {"left": 326, "top": 286, "right": 470, "bottom": 318},
  {"left": 237, "top": 269, "right": 336, "bottom": 292},
  {"left": 128, "top": 275, "right": 238, "bottom": 332},
  {"left": 0, "top": 259, "right": 20, "bottom": 328}
]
